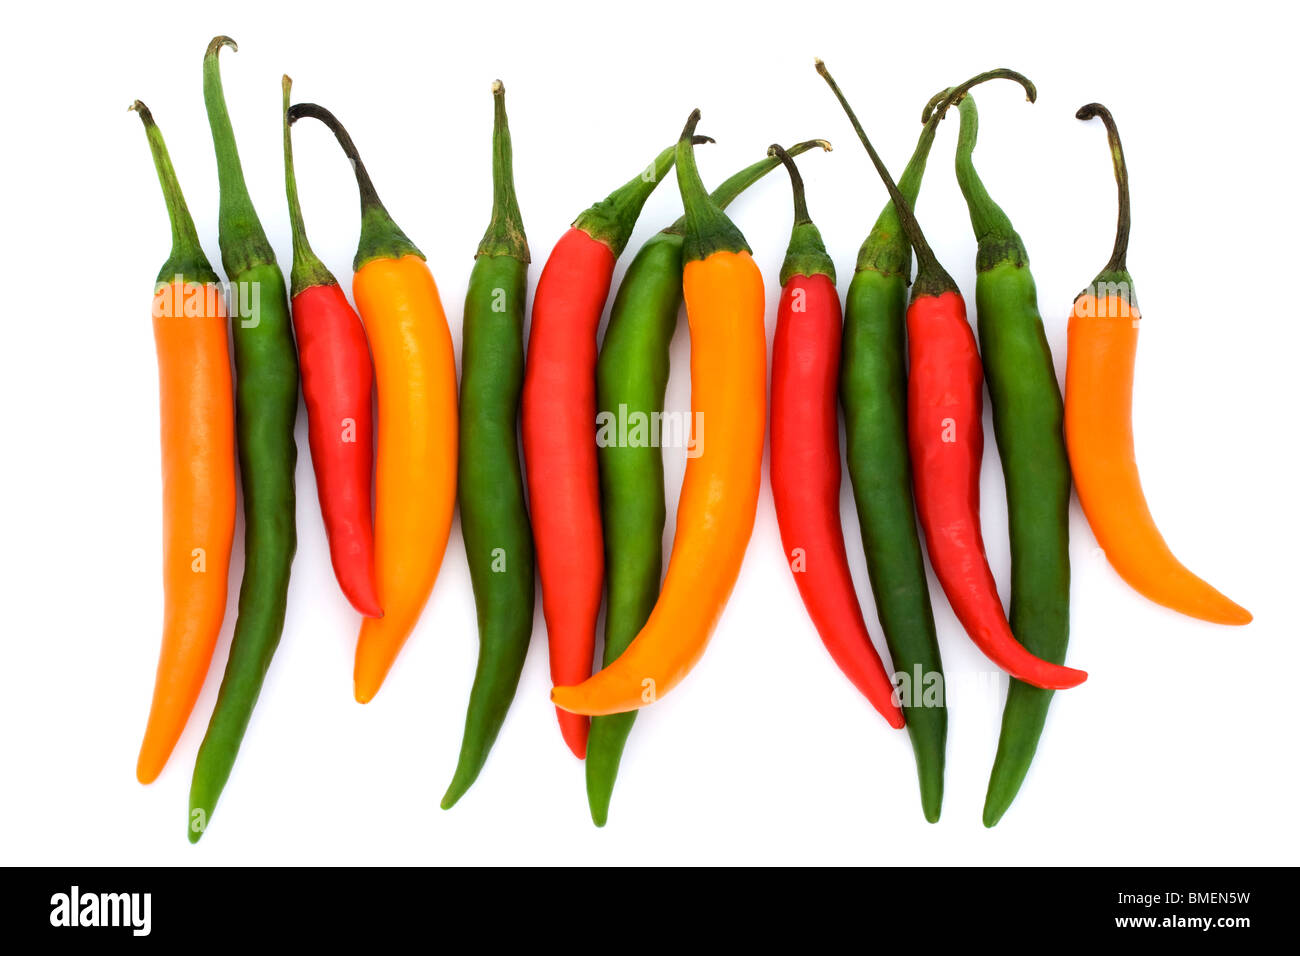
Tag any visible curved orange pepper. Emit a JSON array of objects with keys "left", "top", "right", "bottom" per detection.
[
  {"left": 552, "top": 249, "right": 766, "bottom": 715},
  {"left": 1066, "top": 293, "right": 1249, "bottom": 625},
  {"left": 353, "top": 255, "right": 459, "bottom": 702},
  {"left": 1067, "top": 103, "right": 1249, "bottom": 626},
  {"left": 288, "top": 101, "right": 462, "bottom": 702},
  {"left": 132, "top": 100, "right": 238, "bottom": 784},
  {"left": 138, "top": 279, "right": 238, "bottom": 782}
]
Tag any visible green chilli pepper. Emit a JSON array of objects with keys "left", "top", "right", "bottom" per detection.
[
  {"left": 839, "top": 69, "right": 1034, "bottom": 823},
  {"left": 840, "top": 118, "right": 947, "bottom": 824},
  {"left": 588, "top": 138, "right": 830, "bottom": 827},
  {"left": 189, "top": 37, "right": 299, "bottom": 843},
  {"left": 442, "top": 81, "right": 534, "bottom": 810},
  {"left": 936, "top": 91, "right": 1071, "bottom": 827}
]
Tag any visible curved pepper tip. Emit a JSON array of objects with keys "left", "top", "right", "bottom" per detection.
[
  {"left": 883, "top": 705, "right": 906, "bottom": 731},
  {"left": 186, "top": 806, "right": 210, "bottom": 844},
  {"left": 353, "top": 640, "right": 393, "bottom": 704},
  {"left": 135, "top": 755, "right": 162, "bottom": 786},
  {"left": 348, "top": 594, "right": 384, "bottom": 620},
  {"left": 1046, "top": 666, "right": 1087, "bottom": 690},
  {"left": 1218, "top": 603, "right": 1253, "bottom": 626},
  {"left": 556, "top": 708, "right": 589, "bottom": 759}
]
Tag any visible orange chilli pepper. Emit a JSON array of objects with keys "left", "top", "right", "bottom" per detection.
[
  {"left": 130, "top": 101, "right": 237, "bottom": 783},
  {"left": 289, "top": 103, "right": 459, "bottom": 700},
  {"left": 1067, "top": 104, "right": 1250, "bottom": 626},
  {"left": 552, "top": 111, "right": 766, "bottom": 716}
]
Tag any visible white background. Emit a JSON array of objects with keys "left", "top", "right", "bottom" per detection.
[{"left": 3, "top": 0, "right": 1297, "bottom": 865}]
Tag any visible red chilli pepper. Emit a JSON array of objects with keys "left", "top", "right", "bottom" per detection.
[
  {"left": 906, "top": 293, "right": 1088, "bottom": 688},
  {"left": 767, "top": 145, "right": 903, "bottom": 728},
  {"left": 817, "top": 60, "right": 1086, "bottom": 691},
  {"left": 282, "top": 77, "right": 380, "bottom": 618},
  {"left": 522, "top": 139, "right": 700, "bottom": 757}
]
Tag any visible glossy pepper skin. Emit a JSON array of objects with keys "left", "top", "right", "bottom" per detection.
[
  {"left": 442, "top": 82, "right": 535, "bottom": 810},
  {"left": 588, "top": 140, "right": 830, "bottom": 826},
  {"left": 287, "top": 103, "right": 460, "bottom": 704},
  {"left": 767, "top": 145, "right": 904, "bottom": 730},
  {"left": 923, "top": 86, "right": 1075, "bottom": 826},
  {"left": 907, "top": 291, "right": 1082, "bottom": 692},
  {"left": 190, "top": 38, "right": 300, "bottom": 842},
  {"left": 523, "top": 140, "right": 694, "bottom": 757},
  {"left": 131, "top": 102, "right": 237, "bottom": 786},
  {"left": 281, "top": 77, "right": 379, "bottom": 619},
  {"left": 552, "top": 111, "right": 766, "bottom": 717},
  {"left": 829, "top": 68, "right": 1029, "bottom": 821},
  {"left": 817, "top": 60, "right": 1086, "bottom": 696},
  {"left": 1067, "top": 104, "right": 1250, "bottom": 627}
]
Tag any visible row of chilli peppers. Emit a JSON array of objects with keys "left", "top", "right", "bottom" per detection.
[{"left": 134, "top": 37, "right": 1252, "bottom": 841}]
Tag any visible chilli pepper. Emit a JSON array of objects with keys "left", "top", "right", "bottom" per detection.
[
  {"left": 830, "top": 67, "right": 1032, "bottom": 822},
  {"left": 131, "top": 101, "right": 237, "bottom": 785},
  {"left": 925, "top": 86, "right": 1075, "bottom": 825},
  {"left": 817, "top": 61, "right": 1087, "bottom": 692},
  {"left": 767, "top": 143, "right": 904, "bottom": 729},
  {"left": 287, "top": 103, "right": 460, "bottom": 702},
  {"left": 281, "top": 76, "right": 380, "bottom": 619},
  {"left": 522, "top": 134, "right": 707, "bottom": 757},
  {"left": 589, "top": 138, "right": 831, "bottom": 826},
  {"left": 189, "top": 38, "right": 300, "bottom": 842},
  {"left": 551, "top": 110, "right": 766, "bottom": 716},
  {"left": 1067, "top": 105, "right": 1251, "bottom": 625},
  {"left": 442, "top": 81, "right": 534, "bottom": 809}
]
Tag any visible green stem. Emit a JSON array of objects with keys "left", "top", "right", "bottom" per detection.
[
  {"left": 816, "top": 59, "right": 956, "bottom": 297},
  {"left": 202, "top": 36, "right": 276, "bottom": 278},
  {"left": 675, "top": 110, "right": 749, "bottom": 263},
  {"left": 287, "top": 103, "right": 423, "bottom": 271},
  {"left": 772, "top": 144, "right": 812, "bottom": 227},
  {"left": 920, "top": 69, "right": 1036, "bottom": 124},
  {"left": 1077, "top": 103, "right": 1132, "bottom": 279},
  {"left": 477, "top": 80, "right": 529, "bottom": 261},
  {"left": 130, "top": 100, "right": 219, "bottom": 286},
  {"left": 661, "top": 139, "right": 831, "bottom": 236},
  {"left": 857, "top": 70, "right": 1033, "bottom": 279},
  {"left": 574, "top": 134, "right": 711, "bottom": 257},
  {"left": 954, "top": 96, "right": 1028, "bottom": 271},
  {"left": 769, "top": 143, "right": 835, "bottom": 285},
  {"left": 282, "top": 76, "right": 335, "bottom": 297},
  {"left": 855, "top": 120, "right": 938, "bottom": 278}
]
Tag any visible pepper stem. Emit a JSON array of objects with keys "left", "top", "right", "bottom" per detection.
[
  {"left": 477, "top": 80, "right": 529, "bottom": 261},
  {"left": 661, "top": 139, "right": 831, "bottom": 236},
  {"left": 287, "top": 102, "right": 423, "bottom": 271},
  {"left": 574, "top": 133, "right": 712, "bottom": 257},
  {"left": 202, "top": 36, "right": 276, "bottom": 278},
  {"left": 282, "top": 76, "right": 336, "bottom": 297},
  {"left": 816, "top": 59, "right": 956, "bottom": 297},
  {"left": 1077, "top": 103, "right": 1131, "bottom": 277},
  {"left": 953, "top": 95, "right": 1028, "bottom": 271},
  {"left": 769, "top": 144, "right": 835, "bottom": 286},
  {"left": 857, "top": 69, "right": 1033, "bottom": 279},
  {"left": 920, "top": 69, "right": 1036, "bottom": 124},
  {"left": 675, "top": 110, "right": 749, "bottom": 263},
  {"left": 130, "top": 100, "right": 219, "bottom": 287},
  {"left": 770, "top": 144, "right": 811, "bottom": 226}
]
